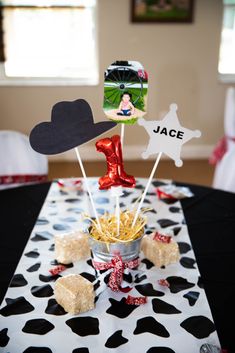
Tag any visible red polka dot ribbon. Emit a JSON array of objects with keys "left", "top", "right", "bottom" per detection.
[
  {"left": 49, "top": 265, "right": 66, "bottom": 276},
  {"left": 92, "top": 255, "right": 139, "bottom": 292},
  {"left": 126, "top": 295, "right": 147, "bottom": 305},
  {"left": 153, "top": 232, "right": 172, "bottom": 243}
]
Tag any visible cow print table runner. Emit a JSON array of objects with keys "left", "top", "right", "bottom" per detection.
[{"left": 0, "top": 178, "right": 220, "bottom": 353}]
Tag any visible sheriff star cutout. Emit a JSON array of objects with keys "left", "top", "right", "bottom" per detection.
[{"left": 138, "top": 103, "right": 201, "bottom": 167}]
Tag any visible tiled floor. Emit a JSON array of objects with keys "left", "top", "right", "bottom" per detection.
[{"left": 48, "top": 159, "right": 215, "bottom": 187}]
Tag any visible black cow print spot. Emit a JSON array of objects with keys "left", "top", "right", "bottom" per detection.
[
  {"left": 147, "top": 348, "right": 175, "bottom": 353},
  {"left": 135, "top": 283, "right": 164, "bottom": 297},
  {"left": 66, "top": 317, "right": 99, "bottom": 336},
  {"left": 132, "top": 198, "right": 151, "bottom": 204},
  {"left": 152, "top": 181, "right": 167, "bottom": 187},
  {"left": 24, "top": 249, "right": 39, "bottom": 258},
  {"left": 27, "top": 262, "right": 41, "bottom": 272},
  {"left": 0, "top": 297, "right": 34, "bottom": 316},
  {"left": 22, "top": 318, "right": 55, "bottom": 335},
  {"left": 119, "top": 202, "right": 126, "bottom": 208},
  {"left": 94, "top": 280, "right": 100, "bottom": 291},
  {"left": 31, "top": 284, "right": 53, "bottom": 298},
  {"left": 95, "top": 197, "right": 109, "bottom": 204},
  {"left": 134, "top": 274, "right": 147, "bottom": 283},
  {"left": 80, "top": 272, "right": 96, "bottom": 282},
  {"left": 10, "top": 274, "right": 28, "bottom": 287},
  {"left": 39, "top": 274, "right": 61, "bottom": 282},
  {"left": 31, "top": 231, "right": 53, "bottom": 242},
  {"left": 60, "top": 190, "right": 68, "bottom": 195},
  {"left": 45, "top": 299, "right": 67, "bottom": 316},
  {"left": 157, "top": 219, "right": 179, "bottom": 228},
  {"left": 50, "top": 259, "right": 73, "bottom": 268},
  {"left": 197, "top": 276, "right": 204, "bottom": 288},
  {"left": 145, "top": 229, "right": 154, "bottom": 235},
  {"left": 0, "top": 328, "right": 9, "bottom": 347},
  {"left": 60, "top": 217, "right": 77, "bottom": 222},
  {"left": 180, "top": 257, "right": 196, "bottom": 269},
  {"left": 173, "top": 227, "right": 181, "bottom": 236},
  {"left": 65, "top": 198, "right": 81, "bottom": 203},
  {"left": 152, "top": 298, "right": 181, "bottom": 314},
  {"left": 160, "top": 198, "right": 178, "bottom": 205},
  {"left": 67, "top": 207, "right": 84, "bottom": 214},
  {"left": 106, "top": 298, "right": 138, "bottom": 318},
  {"left": 49, "top": 244, "right": 55, "bottom": 251},
  {"left": 167, "top": 276, "right": 194, "bottom": 293},
  {"left": 121, "top": 190, "right": 132, "bottom": 197},
  {"left": 23, "top": 347, "right": 52, "bottom": 353},
  {"left": 36, "top": 218, "right": 49, "bottom": 225},
  {"left": 141, "top": 259, "right": 155, "bottom": 269},
  {"left": 94, "top": 295, "right": 100, "bottom": 303},
  {"left": 148, "top": 209, "right": 157, "bottom": 214},
  {"left": 183, "top": 291, "right": 200, "bottom": 306},
  {"left": 147, "top": 192, "right": 156, "bottom": 196},
  {"left": 180, "top": 316, "right": 215, "bottom": 338},
  {"left": 53, "top": 224, "right": 71, "bottom": 231},
  {"left": 123, "top": 272, "right": 133, "bottom": 284},
  {"left": 72, "top": 349, "right": 89, "bottom": 353},
  {"left": 134, "top": 317, "right": 170, "bottom": 337},
  {"left": 169, "top": 207, "right": 181, "bottom": 213},
  {"left": 86, "top": 259, "right": 94, "bottom": 268},
  {"left": 135, "top": 184, "right": 144, "bottom": 189},
  {"left": 105, "top": 330, "right": 128, "bottom": 348},
  {"left": 177, "top": 242, "right": 191, "bottom": 254}
]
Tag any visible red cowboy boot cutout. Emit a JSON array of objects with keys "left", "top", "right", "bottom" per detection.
[
  {"left": 111, "top": 135, "right": 136, "bottom": 187},
  {"left": 96, "top": 135, "right": 136, "bottom": 190}
]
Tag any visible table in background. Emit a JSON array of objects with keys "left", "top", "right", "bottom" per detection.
[{"left": 0, "top": 181, "right": 234, "bottom": 352}]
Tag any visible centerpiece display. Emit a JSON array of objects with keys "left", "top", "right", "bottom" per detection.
[{"left": 29, "top": 60, "right": 201, "bottom": 313}]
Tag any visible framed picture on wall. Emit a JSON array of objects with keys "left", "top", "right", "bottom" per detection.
[{"left": 131, "top": 0, "right": 194, "bottom": 23}]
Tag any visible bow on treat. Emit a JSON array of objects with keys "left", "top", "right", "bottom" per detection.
[{"left": 92, "top": 255, "right": 139, "bottom": 292}]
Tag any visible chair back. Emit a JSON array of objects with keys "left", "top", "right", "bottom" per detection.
[
  {"left": 212, "top": 87, "right": 235, "bottom": 193},
  {"left": 0, "top": 130, "right": 48, "bottom": 189}
]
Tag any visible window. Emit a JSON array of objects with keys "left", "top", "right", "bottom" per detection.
[
  {"left": 0, "top": 0, "right": 98, "bottom": 85},
  {"left": 218, "top": 0, "right": 235, "bottom": 82}
]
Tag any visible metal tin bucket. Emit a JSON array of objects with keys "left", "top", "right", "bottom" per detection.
[{"left": 89, "top": 234, "right": 144, "bottom": 262}]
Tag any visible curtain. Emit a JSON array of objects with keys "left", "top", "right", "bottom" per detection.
[{"left": 0, "top": 6, "right": 5, "bottom": 62}]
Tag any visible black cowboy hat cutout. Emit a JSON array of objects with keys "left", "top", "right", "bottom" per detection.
[{"left": 29, "top": 99, "right": 117, "bottom": 155}]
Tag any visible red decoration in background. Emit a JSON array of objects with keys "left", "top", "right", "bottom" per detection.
[
  {"left": 153, "top": 232, "right": 172, "bottom": 243},
  {"left": 57, "top": 178, "right": 82, "bottom": 192},
  {"left": 209, "top": 135, "right": 235, "bottom": 165},
  {"left": 156, "top": 188, "right": 176, "bottom": 200},
  {"left": 209, "top": 136, "right": 227, "bottom": 165},
  {"left": 96, "top": 135, "right": 136, "bottom": 190}
]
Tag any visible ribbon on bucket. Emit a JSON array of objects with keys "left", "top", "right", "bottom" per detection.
[{"left": 92, "top": 255, "right": 139, "bottom": 292}]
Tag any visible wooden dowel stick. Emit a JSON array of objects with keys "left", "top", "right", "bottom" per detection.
[
  {"left": 74, "top": 147, "right": 101, "bottom": 230},
  {"left": 132, "top": 152, "right": 162, "bottom": 227}
]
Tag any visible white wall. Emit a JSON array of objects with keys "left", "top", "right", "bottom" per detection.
[{"left": 0, "top": 0, "right": 234, "bottom": 161}]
